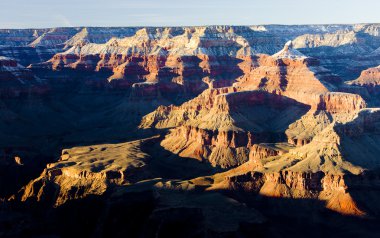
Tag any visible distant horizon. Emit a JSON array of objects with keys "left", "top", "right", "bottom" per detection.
[
  {"left": 2, "top": 23, "right": 380, "bottom": 30},
  {"left": 2, "top": 0, "right": 380, "bottom": 29}
]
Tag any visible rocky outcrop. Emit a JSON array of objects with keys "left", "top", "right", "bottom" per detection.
[
  {"left": 20, "top": 137, "right": 156, "bottom": 206},
  {"left": 141, "top": 42, "right": 366, "bottom": 169},
  {"left": 261, "top": 109, "right": 380, "bottom": 175},
  {"left": 348, "top": 65, "right": 380, "bottom": 87},
  {"left": 199, "top": 108, "right": 380, "bottom": 216},
  {"left": 314, "top": 92, "right": 366, "bottom": 113},
  {"left": 248, "top": 143, "right": 292, "bottom": 169},
  {"left": 141, "top": 87, "right": 310, "bottom": 130},
  {"left": 160, "top": 125, "right": 252, "bottom": 168},
  {"left": 285, "top": 111, "right": 333, "bottom": 146},
  {"left": 223, "top": 170, "right": 374, "bottom": 216},
  {"left": 234, "top": 42, "right": 344, "bottom": 107},
  {"left": 140, "top": 87, "right": 238, "bottom": 129},
  {"left": 233, "top": 42, "right": 366, "bottom": 147},
  {"left": 142, "top": 87, "right": 310, "bottom": 168},
  {"left": 346, "top": 66, "right": 380, "bottom": 105}
]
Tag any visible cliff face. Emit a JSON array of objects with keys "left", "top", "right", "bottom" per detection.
[
  {"left": 141, "top": 86, "right": 312, "bottom": 168},
  {"left": 20, "top": 24, "right": 379, "bottom": 93},
  {"left": 29, "top": 27, "right": 258, "bottom": 94},
  {"left": 1, "top": 24, "right": 380, "bottom": 79},
  {"left": 234, "top": 43, "right": 357, "bottom": 110},
  {"left": 160, "top": 126, "right": 251, "bottom": 168},
  {"left": 140, "top": 42, "right": 366, "bottom": 168},
  {"left": 223, "top": 170, "right": 377, "bottom": 216},
  {"left": 204, "top": 108, "right": 380, "bottom": 216},
  {"left": 21, "top": 106, "right": 380, "bottom": 216}
]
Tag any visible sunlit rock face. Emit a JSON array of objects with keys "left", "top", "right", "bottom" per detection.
[
  {"left": 141, "top": 41, "right": 366, "bottom": 168},
  {"left": 21, "top": 137, "right": 156, "bottom": 206},
  {"left": 348, "top": 65, "right": 380, "bottom": 88},
  {"left": 216, "top": 108, "right": 380, "bottom": 217},
  {"left": 1, "top": 25, "right": 380, "bottom": 238}
]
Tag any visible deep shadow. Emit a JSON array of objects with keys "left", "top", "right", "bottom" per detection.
[
  {"left": 140, "top": 135, "right": 222, "bottom": 180},
  {"left": 227, "top": 91, "right": 311, "bottom": 144},
  {"left": 298, "top": 45, "right": 380, "bottom": 81},
  {"left": 0, "top": 66, "right": 211, "bottom": 197},
  {"left": 3, "top": 180, "right": 380, "bottom": 238}
]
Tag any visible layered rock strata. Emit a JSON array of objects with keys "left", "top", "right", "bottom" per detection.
[
  {"left": 205, "top": 109, "right": 380, "bottom": 216},
  {"left": 141, "top": 42, "right": 366, "bottom": 168}
]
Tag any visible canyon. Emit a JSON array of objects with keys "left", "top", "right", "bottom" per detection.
[{"left": 0, "top": 25, "right": 380, "bottom": 237}]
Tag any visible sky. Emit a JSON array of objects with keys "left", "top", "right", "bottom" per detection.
[{"left": 1, "top": 0, "right": 380, "bottom": 29}]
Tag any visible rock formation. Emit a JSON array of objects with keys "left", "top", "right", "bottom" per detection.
[
  {"left": 348, "top": 65, "right": 380, "bottom": 88},
  {"left": 207, "top": 108, "right": 380, "bottom": 216},
  {"left": 291, "top": 24, "right": 380, "bottom": 80},
  {"left": 21, "top": 137, "right": 156, "bottom": 206},
  {"left": 346, "top": 65, "right": 380, "bottom": 106},
  {"left": 141, "top": 42, "right": 365, "bottom": 168},
  {"left": 0, "top": 25, "right": 380, "bottom": 237}
]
